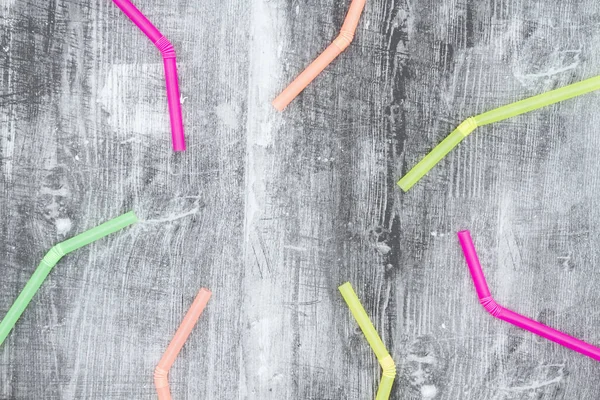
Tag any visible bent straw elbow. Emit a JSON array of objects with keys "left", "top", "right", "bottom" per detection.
[
  {"left": 333, "top": 30, "right": 355, "bottom": 52},
  {"left": 375, "top": 354, "right": 396, "bottom": 400},
  {"left": 154, "top": 366, "right": 171, "bottom": 400},
  {"left": 479, "top": 296, "right": 504, "bottom": 318},
  {"left": 155, "top": 36, "right": 177, "bottom": 60},
  {"left": 40, "top": 245, "right": 66, "bottom": 268},
  {"left": 154, "top": 366, "right": 169, "bottom": 388},
  {"left": 379, "top": 354, "right": 396, "bottom": 378}
]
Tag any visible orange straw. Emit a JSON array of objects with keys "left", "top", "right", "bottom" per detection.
[
  {"left": 272, "top": 0, "right": 366, "bottom": 111},
  {"left": 154, "top": 288, "right": 212, "bottom": 400}
]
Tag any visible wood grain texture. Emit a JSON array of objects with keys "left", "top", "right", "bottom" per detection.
[{"left": 2, "top": 0, "right": 600, "bottom": 399}]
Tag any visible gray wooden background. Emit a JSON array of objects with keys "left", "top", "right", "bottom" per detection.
[{"left": 2, "top": 0, "right": 600, "bottom": 398}]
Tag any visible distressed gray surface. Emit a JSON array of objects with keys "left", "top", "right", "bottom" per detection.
[{"left": 1, "top": 0, "right": 600, "bottom": 399}]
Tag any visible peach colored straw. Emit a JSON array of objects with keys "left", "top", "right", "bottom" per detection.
[
  {"left": 272, "top": 0, "right": 366, "bottom": 111},
  {"left": 154, "top": 288, "right": 212, "bottom": 400}
]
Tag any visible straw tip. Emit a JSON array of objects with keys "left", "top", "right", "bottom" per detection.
[
  {"left": 125, "top": 211, "right": 139, "bottom": 222},
  {"left": 396, "top": 179, "right": 411, "bottom": 192},
  {"left": 398, "top": 181, "right": 410, "bottom": 193},
  {"left": 271, "top": 99, "right": 286, "bottom": 112},
  {"left": 338, "top": 282, "right": 352, "bottom": 291},
  {"left": 457, "top": 230, "right": 473, "bottom": 243},
  {"left": 198, "top": 287, "right": 212, "bottom": 296}
]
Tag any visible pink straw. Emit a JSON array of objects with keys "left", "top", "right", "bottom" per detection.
[
  {"left": 458, "top": 230, "right": 600, "bottom": 361},
  {"left": 112, "top": 0, "right": 185, "bottom": 152}
]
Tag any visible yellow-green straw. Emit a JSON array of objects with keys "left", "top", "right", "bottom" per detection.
[
  {"left": 0, "top": 211, "right": 138, "bottom": 346},
  {"left": 398, "top": 74, "right": 600, "bottom": 191},
  {"left": 339, "top": 282, "right": 396, "bottom": 400}
]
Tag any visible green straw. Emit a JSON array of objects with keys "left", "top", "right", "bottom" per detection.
[
  {"left": 339, "top": 282, "right": 396, "bottom": 400},
  {"left": 398, "top": 74, "right": 600, "bottom": 191},
  {"left": 0, "top": 211, "right": 138, "bottom": 347}
]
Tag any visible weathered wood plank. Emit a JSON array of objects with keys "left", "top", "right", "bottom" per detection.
[
  {"left": 2, "top": 0, "right": 600, "bottom": 399},
  {"left": 1, "top": 0, "right": 248, "bottom": 398}
]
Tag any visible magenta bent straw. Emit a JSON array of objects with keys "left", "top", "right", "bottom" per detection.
[
  {"left": 112, "top": 0, "right": 185, "bottom": 152},
  {"left": 458, "top": 230, "right": 600, "bottom": 362}
]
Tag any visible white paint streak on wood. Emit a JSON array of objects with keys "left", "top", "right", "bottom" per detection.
[
  {"left": 241, "top": 0, "right": 291, "bottom": 397},
  {"left": 3, "top": 0, "right": 600, "bottom": 399}
]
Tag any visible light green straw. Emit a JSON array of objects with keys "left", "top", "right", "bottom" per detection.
[
  {"left": 339, "top": 282, "right": 396, "bottom": 400},
  {"left": 398, "top": 74, "right": 600, "bottom": 191},
  {"left": 0, "top": 211, "right": 138, "bottom": 347}
]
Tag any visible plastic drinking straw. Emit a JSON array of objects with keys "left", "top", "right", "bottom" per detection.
[
  {"left": 339, "top": 282, "right": 396, "bottom": 400},
  {"left": 458, "top": 230, "right": 600, "bottom": 362},
  {"left": 0, "top": 211, "right": 138, "bottom": 347},
  {"left": 398, "top": 74, "right": 600, "bottom": 191},
  {"left": 154, "top": 288, "right": 212, "bottom": 400},
  {"left": 112, "top": 0, "right": 186, "bottom": 152},
  {"left": 272, "top": 0, "right": 366, "bottom": 111}
]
